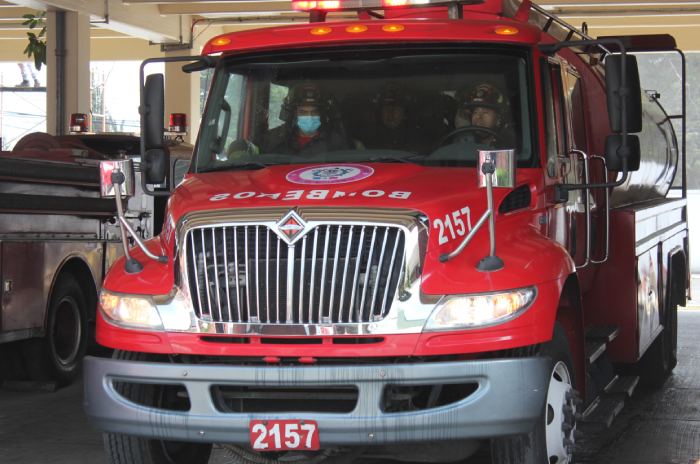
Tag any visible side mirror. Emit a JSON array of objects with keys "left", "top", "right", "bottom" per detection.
[
  {"left": 143, "top": 149, "right": 168, "bottom": 185},
  {"left": 605, "top": 134, "right": 641, "bottom": 172},
  {"left": 605, "top": 54, "right": 642, "bottom": 134},
  {"left": 99, "top": 159, "right": 135, "bottom": 198},
  {"left": 143, "top": 73, "right": 164, "bottom": 150},
  {"left": 477, "top": 149, "right": 516, "bottom": 188}
]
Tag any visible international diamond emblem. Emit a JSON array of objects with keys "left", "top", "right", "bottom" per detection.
[{"left": 276, "top": 210, "right": 307, "bottom": 244}]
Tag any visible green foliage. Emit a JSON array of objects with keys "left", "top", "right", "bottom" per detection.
[{"left": 21, "top": 12, "right": 46, "bottom": 71}]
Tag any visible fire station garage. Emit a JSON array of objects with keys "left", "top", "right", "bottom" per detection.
[{"left": 0, "top": 0, "right": 698, "bottom": 463}]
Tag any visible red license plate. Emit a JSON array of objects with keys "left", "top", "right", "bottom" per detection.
[{"left": 249, "top": 420, "right": 320, "bottom": 451}]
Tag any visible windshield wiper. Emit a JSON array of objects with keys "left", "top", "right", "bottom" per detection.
[
  {"left": 364, "top": 155, "right": 424, "bottom": 165},
  {"left": 203, "top": 162, "right": 268, "bottom": 173}
]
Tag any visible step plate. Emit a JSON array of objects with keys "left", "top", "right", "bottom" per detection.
[
  {"left": 605, "top": 375, "right": 640, "bottom": 397},
  {"left": 586, "top": 326, "right": 620, "bottom": 343},
  {"left": 581, "top": 396, "right": 625, "bottom": 429}
]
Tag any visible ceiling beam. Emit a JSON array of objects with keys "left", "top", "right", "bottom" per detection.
[
  {"left": 9, "top": 0, "right": 189, "bottom": 42},
  {"left": 158, "top": 1, "right": 291, "bottom": 15}
]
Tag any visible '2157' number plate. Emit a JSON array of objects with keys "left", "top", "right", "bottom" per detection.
[{"left": 249, "top": 420, "right": 320, "bottom": 451}]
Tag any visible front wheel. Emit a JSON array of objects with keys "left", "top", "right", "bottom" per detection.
[
  {"left": 103, "top": 350, "right": 213, "bottom": 464},
  {"left": 491, "top": 324, "right": 578, "bottom": 464}
]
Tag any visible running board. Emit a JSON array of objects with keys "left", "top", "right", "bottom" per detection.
[
  {"left": 585, "top": 326, "right": 620, "bottom": 364},
  {"left": 580, "top": 375, "right": 639, "bottom": 430}
]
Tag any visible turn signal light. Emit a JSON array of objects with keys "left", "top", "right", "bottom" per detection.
[
  {"left": 346, "top": 25, "right": 368, "bottom": 33},
  {"left": 382, "top": 24, "right": 405, "bottom": 32},
  {"left": 495, "top": 26, "right": 519, "bottom": 35},
  {"left": 210, "top": 37, "right": 231, "bottom": 47},
  {"left": 310, "top": 26, "right": 333, "bottom": 35}
]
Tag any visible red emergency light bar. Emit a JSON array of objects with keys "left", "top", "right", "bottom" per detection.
[
  {"left": 70, "top": 113, "right": 90, "bottom": 133},
  {"left": 169, "top": 113, "right": 188, "bottom": 133},
  {"left": 291, "top": 0, "right": 483, "bottom": 11}
]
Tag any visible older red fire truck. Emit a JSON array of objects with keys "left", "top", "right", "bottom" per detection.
[{"left": 84, "top": 0, "right": 688, "bottom": 463}]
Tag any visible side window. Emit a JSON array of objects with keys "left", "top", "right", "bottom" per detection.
[
  {"left": 217, "top": 74, "right": 244, "bottom": 158},
  {"left": 268, "top": 84, "right": 289, "bottom": 130},
  {"left": 541, "top": 59, "right": 567, "bottom": 177},
  {"left": 564, "top": 69, "right": 588, "bottom": 152}
]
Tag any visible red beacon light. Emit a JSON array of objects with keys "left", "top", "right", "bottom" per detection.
[
  {"left": 292, "top": 0, "right": 438, "bottom": 11},
  {"left": 169, "top": 113, "right": 188, "bottom": 134},
  {"left": 69, "top": 113, "right": 90, "bottom": 133},
  {"left": 292, "top": 0, "right": 341, "bottom": 10}
]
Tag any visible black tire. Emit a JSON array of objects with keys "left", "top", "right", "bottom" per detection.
[
  {"left": 491, "top": 324, "right": 578, "bottom": 464},
  {"left": 637, "top": 288, "right": 678, "bottom": 389},
  {"left": 21, "top": 274, "right": 88, "bottom": 385},
  {"left": 104, "top": 350, "right": 213, "bottom": 464}
]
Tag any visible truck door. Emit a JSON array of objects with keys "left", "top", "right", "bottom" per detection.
[
  {"left": 542, "top": 58, "right": 590, "bottom": 268},
  {"left": 562, "top": 64, "right": 598, "bottom": 270}
]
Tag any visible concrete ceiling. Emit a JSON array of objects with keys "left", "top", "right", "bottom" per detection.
[{"left": 1, "top": 0, "right": 700, "bottom": 57}]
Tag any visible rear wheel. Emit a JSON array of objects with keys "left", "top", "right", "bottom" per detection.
[
  {"left": 104, "top": 350, "right": 212, "bottom": 464},
  {"left": 22, "top": 274, "right": 88, "bottom": 385},
  {"left": 491, "top": 324, "right": 578, "bottom": 464},
  {"left": 637, "top": 285, "right": 679, "bottom": 389}
]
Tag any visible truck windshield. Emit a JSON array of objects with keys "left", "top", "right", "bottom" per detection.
[{"left": 194, "top": 47, "right": 533, "bottom": 172}]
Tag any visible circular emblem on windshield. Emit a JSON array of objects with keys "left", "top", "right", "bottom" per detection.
[{"left": 286, "top": 164, "right": 374, "bottom": 185}]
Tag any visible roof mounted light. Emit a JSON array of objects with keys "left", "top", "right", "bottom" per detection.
[
  {"left": 291, "top": 0, "right": 483, "bottom": 12},
  {"left": 292, "top": 0, "right": 342, "bottom": 10}
]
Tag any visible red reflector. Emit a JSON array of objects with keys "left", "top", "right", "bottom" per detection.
[
  {"left": 298, "top": 357, "right": 317, "bottom": 364},
  {"left": 383, "top": 0, "right": 408, "bottom": 6},
  {"left": 69, "top": 113, "right": 89, "bottom": 133},
  {"left": 263, "top": 356, "right": 281, "bottom": 364},
  {"left": 169, "top": 113, "right": 187, "bottom": 133}
]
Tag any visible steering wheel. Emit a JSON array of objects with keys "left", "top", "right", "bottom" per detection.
[{"left": 438, "top": 126, "right": 499, "bottom": 146}]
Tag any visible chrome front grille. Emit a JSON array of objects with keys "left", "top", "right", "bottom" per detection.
[{"left": 185, "top": 224, "right": 406, "bottom": 324}]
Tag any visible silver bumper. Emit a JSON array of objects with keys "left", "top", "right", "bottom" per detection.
[{"left": 83, "top": 355, "right": 549, "bottom": 445}]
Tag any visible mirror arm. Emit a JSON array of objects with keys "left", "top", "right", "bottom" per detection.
[
  {"left": 117, "top": 215, "right": 168, "bottom": 264},
  {"left": 112, "top": 171, "right": 144, "bottom": 274},
  {"left": 440, "top": 161, "right": 504, "bottom": 272},
  {"left": 111, "top": 171, "right": 168, "bottom": 269},
  {"left": 440, "top": 209, "right": 491, "bottom": 263},
  {"left": 555, "top": 155, "right": 629, "bottom": 202}
]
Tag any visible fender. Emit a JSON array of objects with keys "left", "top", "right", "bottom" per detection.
[
  {"left": 421, "top": 212, "right": 575, "bottom": 294},
  {"left": 102, "top": 238, "right": 174, "bottom": 295}
]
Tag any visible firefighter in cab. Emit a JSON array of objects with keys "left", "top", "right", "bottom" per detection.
[
  {"left": 452, "top": 82, "right": 512, "bottom": 148},
  {"left": 263, "top": 82, "right": 353, "bottom": 156},
  {"left": 368, "top": 82, "right": 444, "bottom": 155}
]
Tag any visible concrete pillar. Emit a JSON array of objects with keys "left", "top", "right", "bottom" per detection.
[{"left": 46, "top": 11, "right": 90, "bottom": 135}]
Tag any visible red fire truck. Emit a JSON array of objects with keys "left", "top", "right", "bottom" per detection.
[
  {"left": 84, "top": 0, "right": 689, "bottom": 463},
  {"left": 0, "top": 132, "right": 189, "bottom": 386}
]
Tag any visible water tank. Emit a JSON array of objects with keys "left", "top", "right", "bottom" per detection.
[{"left": 610, "top": 95, "right": 678, "bottom": 208}]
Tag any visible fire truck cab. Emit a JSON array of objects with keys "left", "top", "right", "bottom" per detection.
[{"left": 84, "top": 1, "right": 688, "bottom": 463}]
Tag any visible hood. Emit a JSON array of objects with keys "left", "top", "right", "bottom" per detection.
[
  {"left": 169, "top": 162, "right": 535, "bottom": 218},
  {"left": 162, "top": 163, "right": 548, "bottom": 292}
]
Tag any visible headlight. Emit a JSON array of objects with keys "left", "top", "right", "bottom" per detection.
[
  {"left": 423, "top": 287, "right": 536, "bottom": 331},
  {"left": 100, "top": 290, "right": 164, "bottom": 330}
]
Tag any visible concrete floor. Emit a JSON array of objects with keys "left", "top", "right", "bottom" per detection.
[{"left": 1, "top": 311, "right": 698, "bottom": 464}]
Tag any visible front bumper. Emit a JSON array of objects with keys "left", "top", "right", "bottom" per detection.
[{"left": 84, "top": 355, "right": 549, "bottom": 445}]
